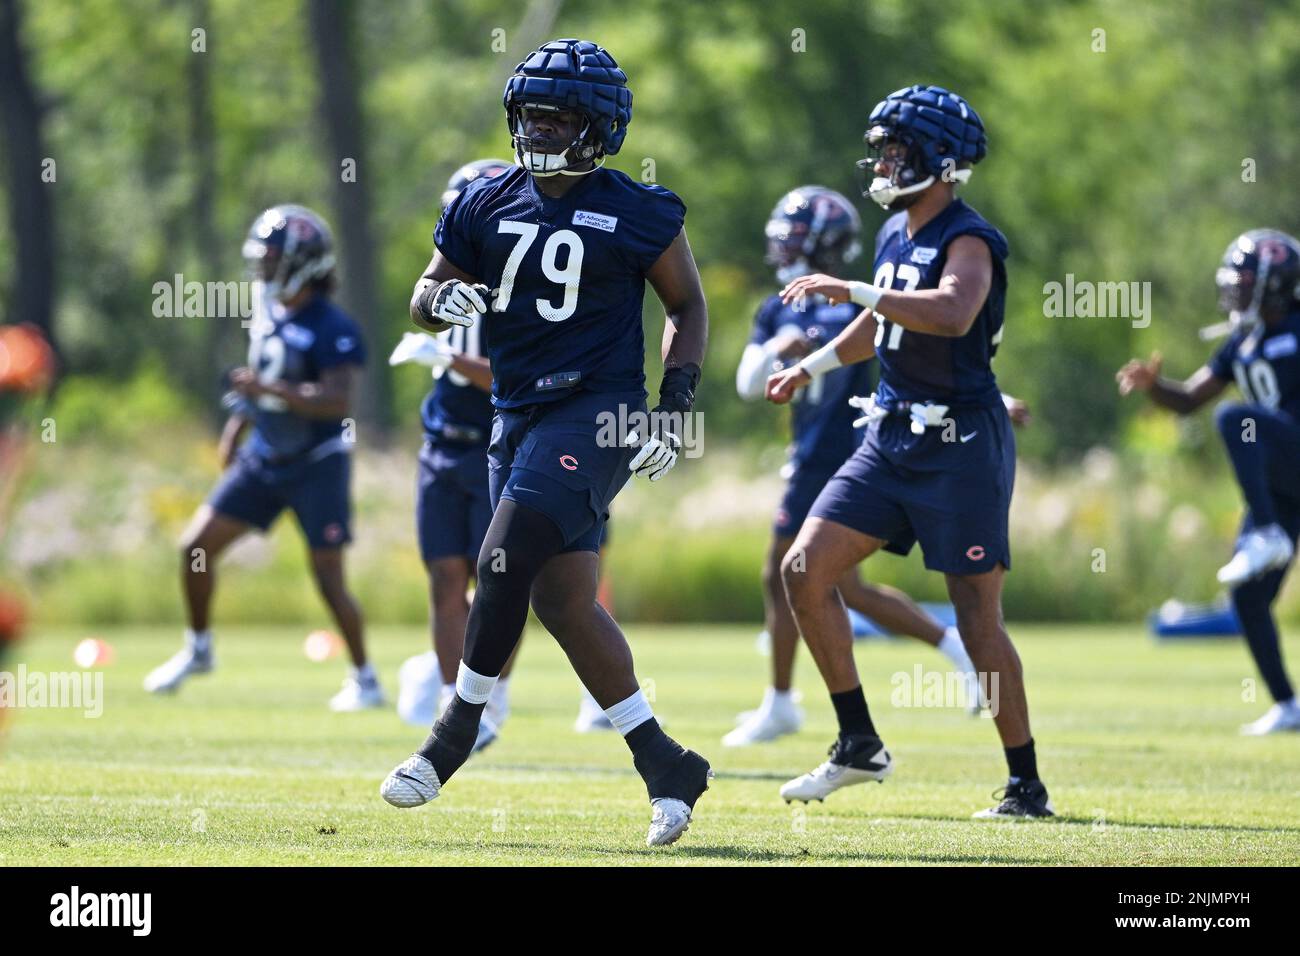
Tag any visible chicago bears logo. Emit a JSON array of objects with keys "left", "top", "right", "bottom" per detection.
[
  {"left": 559, "top": 455, "right": 579, "bottom": 471},
  {"left": 966, "top": 545, "right": 986, "bottom": 561},
  {"left": 323, "top": 523, "right": 344, "bottom": 544}
]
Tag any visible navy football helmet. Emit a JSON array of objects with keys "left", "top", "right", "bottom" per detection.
[
  {"left": 441, "top": 158, "right": 512, "bottom": 210},
  {"left": 858, "top": 85, "right": 987, "bottom": 210},
  {"left": 1216, "top": 229, "right": 1300, "bottom": 331},
  {"left": 241, "top": 205, "right": 335, "bottom": 303},
  {"left": 765, "top": 186, "right": 862, "bottom": 283},
  {"left": 503, "top": 38, "right": 632, "bottom": 176}
]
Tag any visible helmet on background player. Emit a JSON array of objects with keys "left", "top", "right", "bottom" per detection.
[
  {"left": 502, "top": 38, "right": 633, "bottom": 177},
  {"left": 241, "top": 205, "right": 336, "bottom": 303},
  {"left": 1215, "top": 229, "right": 1300, "bottom": 331},
  {"left": 858, "top": 84, "right": 987, "bottom": 211},
  {"left": 764, "top": 186, "right": 862, "bottom": 284},
  {"left": 440, "top": 158, "right": 512, "bottom": 210}
]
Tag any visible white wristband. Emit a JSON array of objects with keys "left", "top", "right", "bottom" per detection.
[
  {"left": 798, "top": 343, "right": 842, "bottom": 378},
  {"left": 846, "top": 281, "right": 884, "bottom": 310}
]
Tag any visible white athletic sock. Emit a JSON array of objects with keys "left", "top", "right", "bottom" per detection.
[
  {"left": 604, "top": 689, "right": 654, "bottom": 736},
  {"left": 455, "top": 662, "right": 498, "bottom": 705},
  {"left": 185, "top": 629, "right": 212, "bottom": 656},
  {"left": 354, "top": 662, "right": 377, "bottom": 684},
  {"left": 762, "top": 687, "right": 794, "bottom": 713},
  {"left": 937, "top": 626, "right": 974, "bottom": 671}
]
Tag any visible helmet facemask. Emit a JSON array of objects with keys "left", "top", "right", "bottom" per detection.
[
  {"left": 241, "top": 208, "right": 335, "bottom": 305},
  {"left": 1216, "top": 263, "right": 1265, "bottom": 333},
  {"left": 765, "top": 219, "right": 813, "bottom": 284},
  {"left": 509, "top": 102, "right": 602, "bottom": 178},
  {"left": 858, "top": 127, "right": 935, "bottom": 210}
]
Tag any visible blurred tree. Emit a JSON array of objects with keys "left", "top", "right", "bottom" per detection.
[
  {"left": 307, "top": 0, "right": 390, "bottom": 429},
  {"left": 0, "top": 0, "right": 57, "bottom": 355}
]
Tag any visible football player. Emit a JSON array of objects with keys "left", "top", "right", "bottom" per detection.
[
  {"left": 390, "top": 159, "right": 514, "bottom": 747},
  {"left": 1117, "top": 229, "right": 1300, "bottom": 735},
  {"left": 381, "top": 39, "right": 713, "bottom": 846},
  {"left": 730, "top": 185, "right": 983, "bottom": 746},
  {"left": 145, "top": 205, "right": 382, "bottom": 711},
  {"left": 766, "top": 86, "right": 1053, "bottom": 817}
]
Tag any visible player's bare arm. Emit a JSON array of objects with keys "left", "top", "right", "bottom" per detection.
[
  {"left": 647, "top": 228, "right": 708, "bottom": 372},
  {"left": 780, "top": 235, "right": 992, "bottom": 338},
  {"left": 765, "top": 309, "right": 878, "bottom": 405},
  {"left": 232, "top": 363, "right": 355, "bottom": 420},
  {"left": 1116, "top": 351, "right": 1226, "bottom": 414},
  {"left": 217, "top": 413, "right": 249, "bottom": 468},
  {"left": 409, "top": 251, "right": 487, "bottom": 334}
]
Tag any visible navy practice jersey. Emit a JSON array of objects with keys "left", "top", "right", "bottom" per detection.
[
  {"left": 243, "top": 292, "right": 367, "bottom": 459},
  {"left": 1209, "top": 308, "right": 1300, "bottom": 420},
  {"left": 420, "top": 322, "right": 495, "bottom": 444},
  {"left": 870, "top": 198, "right": 1008, "bottom": 408},
  {"left": 434, "top": 165, "right": 686, "bottom": 408},
  {"left": 750, "top": 293, "right": 874, "bottom": 470}
]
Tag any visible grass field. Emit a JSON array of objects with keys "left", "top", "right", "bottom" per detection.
[{"left": 1, "top": 624, "right": 1297, "bottom": 866}]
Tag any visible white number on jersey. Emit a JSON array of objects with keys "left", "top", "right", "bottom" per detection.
[
  {"left": 248, "top": 328, "right": 289, "bottom": 411},
  {"left": 871, "top": 261, "right": 920, "bottom": 352},
  {"left": 495, "top": 221, "right": 585, "bottom": 323},
  {"left": 1234, "top": 359, "right": 1281, "bottom": 409}
]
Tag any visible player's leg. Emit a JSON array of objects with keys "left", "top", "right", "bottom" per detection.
[
  {"left": 779, "top": 516, "right": 896, "bottom": 801},
  {"left": 383, "top": 498, "right": 564, "bottom": 808},
  {"left": 147, "top": 504, "right": 252, "bottom": 693},
  {"left": 945, "top": 566, "right": 1052, "bottom": 817},
  {"left": 723, "top": 533, "right": 805, "bottom": 746},
  {"left": 531, "top": 546, "right": 712, "bottom": 846},
  {"left": 180, "top": 505, "right": 252, "bottom": 635},
  {"left": 1232, "top": 496, "right": 1300, "bottom": 734},
  {"left": 289, "top": 451, "right": 380, "bottom": 710},
  {"left": 309, "top": 546, "right": 382, "bottom": 711},
  {"left": 837, "top": 570, "right": 981, "bottom": 712},
  {"left": 574, "top": 537, "right": 618, "bottom": 732},
  {"left": 1215, "top": 403, "right": 1300, "bottom": 584}
]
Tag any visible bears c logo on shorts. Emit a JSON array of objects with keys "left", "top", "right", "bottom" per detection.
[
  {"left": 559, "top": 455, "right": 579, "bottom": 471},
  {"left": 966, "top": 545, "right": 986, "bottom": 561},
  {"left": 324, "top": 523, "right": 344, "bottom": 544}
]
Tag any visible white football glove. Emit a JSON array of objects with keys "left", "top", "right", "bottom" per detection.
[
  {"left": 429, "top": 280, "right": 491, "bottom": 328},
  {"left": 626, "top": 419, "right": 681, "bottom": 482},
  {"left": 388, "top": 331, "right": 453, "bottom": 374}
]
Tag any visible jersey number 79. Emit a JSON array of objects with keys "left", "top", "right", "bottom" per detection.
[{"left": 495, "top": 221, "right": 585, "bottom": 322}]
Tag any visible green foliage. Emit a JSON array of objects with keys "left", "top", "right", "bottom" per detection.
[{"left": 9, "top": 0, "right": 1300, "bottom": 460}]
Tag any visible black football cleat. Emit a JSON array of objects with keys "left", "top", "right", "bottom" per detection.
[{"left": 972, "top": 778, "right": 1055, "bottom": 818}]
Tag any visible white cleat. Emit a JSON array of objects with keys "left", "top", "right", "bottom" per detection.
[
  {"left": 329, "top": 674, "right": 386, "bottom": 712},
  {"left": 574, "top": 693, "right": 615, "bottom": 733},
  {"left": 723, "top": 697, "right": 803, "bottom": 746},
  {"left": 1217, "top": 524, "right": 1294, "bottom": 587},
  {"left": 143, "top": 646, "right": 213, "bottom": 694},
  {"left": 1240, "top": 699, "right": 1300, "bottom": 736},
  {"left": 779, "top": 736, "right": 893, "bottom": 802},
  {"left": 646, "top": 798, "right": 693, "bottom": 847},
  {"left": 396, "top": 651, "right": 440, "bottom": 727},
  {"left": 380, "top": 754, "right": 442, "bottom": 808}
]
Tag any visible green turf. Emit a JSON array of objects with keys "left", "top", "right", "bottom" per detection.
[{"left": 0, "top": 624, "right": 1297, "bottom": 865}]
